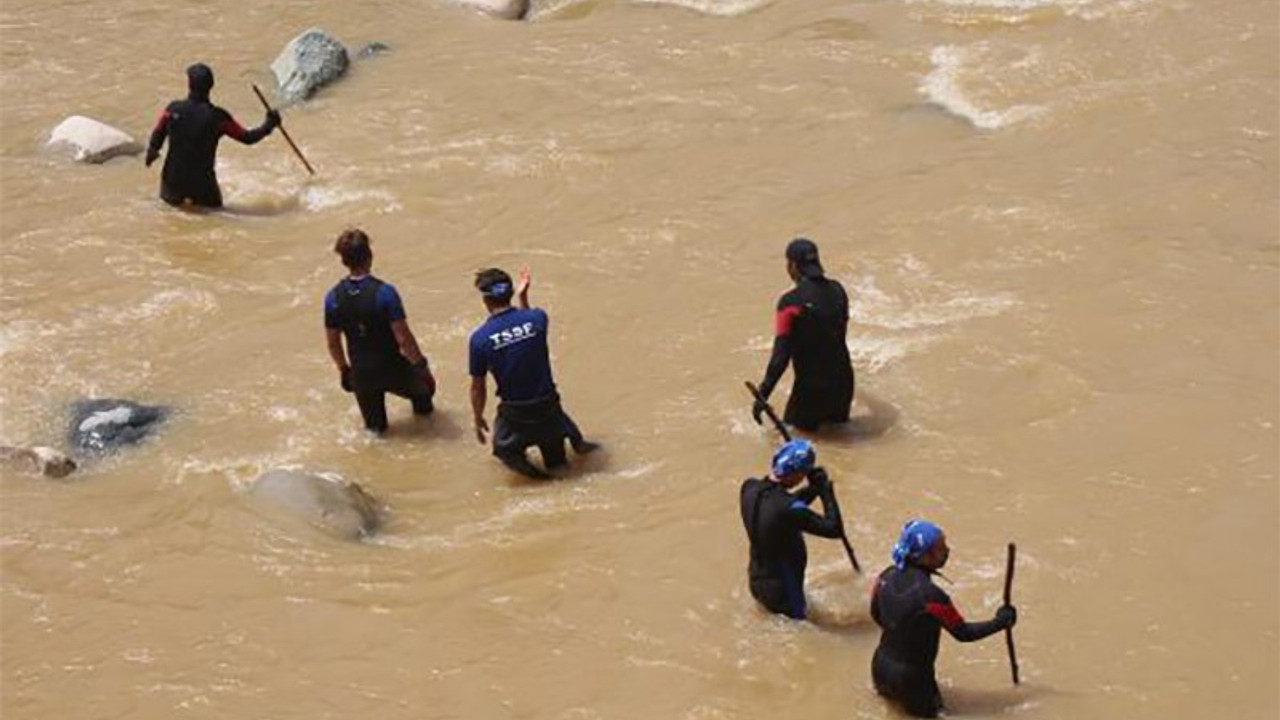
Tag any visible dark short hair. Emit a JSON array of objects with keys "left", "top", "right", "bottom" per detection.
[
  {"left": 334, "top": 228, "right": 372, "bottom": 270},
  {"left": 474, "top": 267, "right": 511, "bottom": 291}
]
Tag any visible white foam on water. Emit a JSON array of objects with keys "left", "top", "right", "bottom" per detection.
[
  {"left": 919, "top": 45, "right": 1044, "bottom": 130},
  {"left": 300, "top": 185, "right": 401, "bottom": 213},
  {"left": 633, "top": 0, "right": 774, "bottom": 16}
]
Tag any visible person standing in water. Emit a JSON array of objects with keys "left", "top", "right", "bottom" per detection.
[
  {"left": 738, "top": 439, "right": 845, "bottom": 620},
  {"left": 752, "top": 238, "right": 855, "bottom": 432},
  {"left": 468, "top": 267, "right": 597, "bottom": 479},
  {"left": 324, "top": 228, "right": 436, "bottom": 435},
  {"left": 870, "top": 519, "right": 1018, "bottom": 718},
  {"left": 145, "top": 62, "right": 280, "bottom": 208}
]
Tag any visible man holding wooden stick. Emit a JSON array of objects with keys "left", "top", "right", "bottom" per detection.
[
  {"left": 870, "top": 519, "right": 1018, "bottom": 717},
  {"left": 145, "top": 63, "right": 280, "bottom": 208}
]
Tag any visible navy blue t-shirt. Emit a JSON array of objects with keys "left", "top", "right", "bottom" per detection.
[
  {"left": 468, "top": 307, "right": 556, "bottom": 403},
  {"left": 323, "top": 276, "right": 406, "bottom": 329}
]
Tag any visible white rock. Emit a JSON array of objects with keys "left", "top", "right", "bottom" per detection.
[
  {"left": 47, "top": 115, "right": 142, "bottom": 164},
  {"left": 453, "top": 0, "right": 530, "bottom": 19},
  {"left": 271, "top": 28, "right": 350, "bottom": 103}
]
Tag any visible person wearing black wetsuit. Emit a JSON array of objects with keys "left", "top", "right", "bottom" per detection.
[
  {"left": 739, "top": 440, "right": 844, "bottom": 620},
  {"left": 145, "top": 63, "right": 279, "bottom": 208},
  {"left": 870, "top": 520, "right": 1018, "bottom": 718},
  {"left": 753, "top": 238, "right": 855, "bottom": 432},
  {"left": 324, "top": 228, "right": 436, "bottom": 435}
]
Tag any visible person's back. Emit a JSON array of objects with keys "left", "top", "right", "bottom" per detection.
[
  {"left": 469, "top": 305, "right": 556, "bottom": 404},
  {"left": 783, "top": 276, "right": 853, "bottom": 393},
  {"left": 146, "top": 63, "right": 277, "bottom": 208},
  {"left": 327, "top": 275, "right": 402, "bottom": 380},
  {"left": 740, "top": 476, "right": 810, "bottom": 617}
]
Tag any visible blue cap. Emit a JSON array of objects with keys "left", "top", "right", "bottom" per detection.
[
  {"left": 892, "top": 519, "right": 944, "bottom": 570},
  {"left": 771, "top": 439, "right": 816, "bottom": 478}
]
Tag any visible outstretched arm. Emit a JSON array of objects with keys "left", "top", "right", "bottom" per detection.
[
  {"left": 221, "top": 109, "right": 280, "bottom": 145},
  {"left": 930, "top": 601, "right": 1016, "bottom": 642},
  {"left": 145, "top": 108, "right": 171, "bottom": 166}
]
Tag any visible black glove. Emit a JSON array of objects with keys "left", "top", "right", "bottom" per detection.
[
  {"left": 340, "top": 367, "right": 353, "bottom": 393},
  {"left": 807, "top": 466, "right": 830, "bottom": 490},
  {"left": 751, "top": 398, "right": 768, "bottom": 425},
  {"left": 265, "top": 109, "right": 281, "bottom": 131},
  {"left": 144, "top": 147, "right": 159, "bottom": 167},
  {"left": 996, "top": 604, "right": 1017, "bottom": 629}
]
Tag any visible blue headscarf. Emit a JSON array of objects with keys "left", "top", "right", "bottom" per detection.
[
  {"left": 481, "top": 281, "right": 513, "bottom": 300},
  {"left": 892, "top": 519, "right": 943, "bottom": 570},
  {"left": 771, "top": 439, "right": 816, "bottom": 478}
]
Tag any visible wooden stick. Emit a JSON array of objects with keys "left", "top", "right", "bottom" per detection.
[
  {"left": 251, "top": 84, "right": 315, "bottom": 176},
  {"left": 744, "top": 381, "right": 861, "bottom": 573},
  {"left": 1004, "top": 542, "right": 1021, "bottom": 685}
]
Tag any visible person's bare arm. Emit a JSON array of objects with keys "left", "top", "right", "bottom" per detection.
[
  {"left": 470, "top": 375, "right": 490, "bottom": 444},
  {"left": 326, "top": 328, "right": 348, "bottom": 371},
  {"left": 390, "top": 319, "right": 427, "bottom": 365},
  {"left": 516, "top": 267, "right": 531, "bottom": 310}
]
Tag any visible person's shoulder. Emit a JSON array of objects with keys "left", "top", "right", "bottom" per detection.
[{"left": 776, "top": 286, "right": 801, "bottom": 308}]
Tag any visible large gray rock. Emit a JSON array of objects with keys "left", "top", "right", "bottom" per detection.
[
  {"left": 453, "top": 0, "right": 530, "bottom": 19},
  {"left": 271, "top": 28, "right": 350, "bottom": 103},
  {"left": 47, "top": 116, "right": 142, "bottom": 164},
  {"left": 68, "top": 399, "right": 168, "bottom": 457},
  {"left": 246, "top": 469, "right": 381, "bottom": 540}
]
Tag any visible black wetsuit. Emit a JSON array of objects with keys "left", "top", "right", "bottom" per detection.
[
  {"left": 870, "top": 565, "right": 1010, "bottom": 718},
  {"left": 324, "top": 276, "right": 434, "bottom": 433},
  {"left": 147, "top": 92, "right": 272, "bottom": 208},
  {"left": 739, "top": 477, "right": 843, "bottom": 619},
  {"left": 758, "top": 276, "right": 854, "bottom": 431}
]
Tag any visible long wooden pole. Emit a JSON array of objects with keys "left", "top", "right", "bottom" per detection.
[
  {"left": 744, "top": 381, "right": 861, "bottom": 574},
  {"left": 1004, "top": 542, "right": 1021, "bottom": 685},
  {"left": 251, "top": 84, "right": 315, "bottom": 176}
]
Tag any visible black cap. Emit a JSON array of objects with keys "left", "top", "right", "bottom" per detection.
[
  {"left": 186, "top": 63, "right": 214, "bottom": 97},
  {"left": 785, "top": 238, "right": 823, "bottom": 279}
]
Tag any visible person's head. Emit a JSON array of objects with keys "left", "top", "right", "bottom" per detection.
[
  {"left": 475, "top": 268, "right": 514, "bottom": 310},
  {"left": 892, "top": 519, "right": 949, "bottom": 571},
  {"left": 785, "top": 237, "right": 824, "bottom": 282},
  {"left": 334, "top": 228, "right": 373, "bottom": 273},
  {"left": 186, "top": 62, "right": 214, "bottom": 99},
  {"left": 770, "top": 439, "right": 816, "bottom": 487}
]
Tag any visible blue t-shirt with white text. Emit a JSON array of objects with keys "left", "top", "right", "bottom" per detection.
[{"left": 468, "top": 307, "right": 556, "bottom": 403}]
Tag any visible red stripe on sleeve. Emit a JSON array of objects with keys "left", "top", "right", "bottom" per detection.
[
  {"left": 220, "top": 118, "right": 248, "bottom": 141},
  {"left": 775, "top": 305, "right": 803, "bottom": 337},
  {"left": 152, "top": 109, "right": 171, "bottom": 132},
  {"left": 926, "top": 601, "right": 965, "bottom": 630}
]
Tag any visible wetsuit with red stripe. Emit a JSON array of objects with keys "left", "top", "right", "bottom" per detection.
[
  {"left": 147, "top": 93, "right": 273, "bottom": 208},
  {"left": 758, "top": 276, "right": 854, "bottom": 431},
  {"left": 870, "top": 565, "right": 1008, "bottom": 717}
]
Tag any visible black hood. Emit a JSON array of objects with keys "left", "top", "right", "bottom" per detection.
[{"left": 186, "top": 62, "right": 214, "bottom": 100}]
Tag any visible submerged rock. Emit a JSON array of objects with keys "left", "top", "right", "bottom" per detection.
[
  {"left": 356, "top": 42, "right": 391, "bottom": 59},
  {"left": 0, "top": 445, "right": 77, "bottom": 478},
  {"left": 68, "top": 399, "right": 168, "bottom": 456},
  {"left": 271, "top": 28, "right": 350, "bottom": 103},
  {"left": 452, "top": 0, "right": 530, "bottom": 19},
  {"left": 47, "top": 116, "right": 142, "bottom": 164},
  {"left": 246, "top": 469, "right": 381, "bottom": 540}
]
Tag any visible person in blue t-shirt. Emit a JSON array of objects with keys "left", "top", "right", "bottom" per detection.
[
  {"left": 324, "top": 228, "right": 435, "bottom": 434},
  {"left": 468, "top": 267, "right": 597, "bottom": 478}
]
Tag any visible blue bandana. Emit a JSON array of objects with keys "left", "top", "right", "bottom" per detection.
[
  {"left": 482, "top": 281, "right": 513, "bottom": 300},
  {"left": 771, "top": 440, "right": 816, "bottom": 478},
  {"left": 892, "top": 519, "right": 943, "bottom": 570}
]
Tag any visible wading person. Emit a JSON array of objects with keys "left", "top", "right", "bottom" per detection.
[
  {"left": 870, "top": 520, "right": 1018, "bottom": 718},
  {"left": 751, "top": 238, "right": 855, "bottom": 432},
  {"left": 324, "top": 228, "right": 436, "bottom": 435},
  {"left": 145, "top": 62, "right": 280, "bottom": 208},
  {"left": 468, "top": 267, "right": 596, "bottom": 479},
  {"left": 739, "top": 439, "right": 844, "bottom": 620}
]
